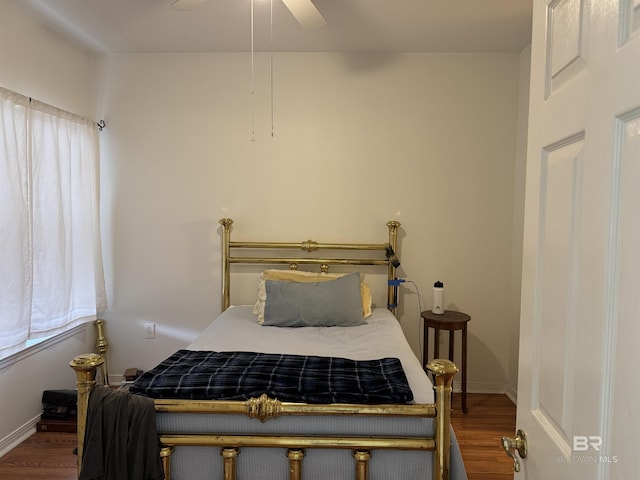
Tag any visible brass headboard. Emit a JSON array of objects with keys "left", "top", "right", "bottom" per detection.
[{"left": 219, "top": 218, "right": 401, "bottom": 314}]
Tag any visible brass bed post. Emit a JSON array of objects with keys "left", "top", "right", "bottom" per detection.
[
  {"left": 386, "top": 220, "right": 401, "bottom": 314},
  {"left": 69, "top": 353, "right": 104, "bottom": 474},
  {"left": 94, "top": 319, "right": 109, "bottom": 386},
  {"left": 219, "top": 218, "right": 233, "bottom": 311},
  {"left": 427, "top": 359, "right": 458, "bottom": 480}
]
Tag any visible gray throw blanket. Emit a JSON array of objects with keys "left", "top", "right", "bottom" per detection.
[{"left": 80, "top": 386, "right": 164, "bottom": 480}]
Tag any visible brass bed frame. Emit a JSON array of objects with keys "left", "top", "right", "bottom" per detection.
[{"left": 70, "top": 218, "right": 458, "bottom": 480}]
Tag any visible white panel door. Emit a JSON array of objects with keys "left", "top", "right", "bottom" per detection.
[{"left": 511, "top": 0, "right": 640, "bottom": 479}]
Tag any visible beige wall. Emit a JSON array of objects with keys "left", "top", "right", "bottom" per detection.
[
  {"left": 0, "top": 0, "right": 97, "bottom": 453},
  {"left": 97, "top": 51, "right": 522, "bottom": 394}
]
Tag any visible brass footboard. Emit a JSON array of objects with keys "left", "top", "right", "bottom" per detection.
[{"left": 70, "top": 357, "right": 457, "bottom": 480}]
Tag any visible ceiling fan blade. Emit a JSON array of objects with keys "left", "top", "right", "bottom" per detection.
[
  {"left": 170, "top": 0, "right": 209, "bottom": 11},
  {"left": 281, "top": 0, "right": 326, "bottom": 30}
]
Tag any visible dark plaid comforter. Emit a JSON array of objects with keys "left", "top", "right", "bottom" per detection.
[{"left": 129, "top": 350, "right": 414, "bottom": 404}]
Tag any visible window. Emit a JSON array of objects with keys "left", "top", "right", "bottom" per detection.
[{"left": 0, "top": 87, "right": 106, "bottom": 361}]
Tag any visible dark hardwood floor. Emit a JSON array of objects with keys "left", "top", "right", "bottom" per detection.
[{"left": 0, "top": 393, "right": 516, "bottom": 479}]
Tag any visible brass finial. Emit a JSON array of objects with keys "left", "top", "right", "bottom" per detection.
[
  {"left": 426, "top": 358, "right": 458, "bottom": 377},
  {"left": 219, "top": 218, "right": 234, "bottom": 230}
]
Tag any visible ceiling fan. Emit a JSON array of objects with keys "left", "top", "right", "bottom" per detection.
[{"left": 170, "top": 0, "right": 327, "bottom": 30}]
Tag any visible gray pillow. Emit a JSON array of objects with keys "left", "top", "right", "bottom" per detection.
[{"left": 263, "top": 272, "right": 365, "bottom": 327}]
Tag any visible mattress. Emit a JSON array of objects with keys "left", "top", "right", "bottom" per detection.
[{"left": 154, "top": 306, "right": 467, "bottom": 480}]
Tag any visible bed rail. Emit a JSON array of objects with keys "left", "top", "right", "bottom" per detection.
[{"left": 219, "top": 218, "right": 401, "bottom": 314}]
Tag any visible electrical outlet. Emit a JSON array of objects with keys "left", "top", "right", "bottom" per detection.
[{"left": 143, "top": 322, "right": 155, "bottom": 339}]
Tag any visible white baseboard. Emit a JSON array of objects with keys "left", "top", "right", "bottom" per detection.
[
  {"left": 0, "top": 415, "right": 39, "bottom": 458},
  {"left": 505, "top": 384, "right": 518, "bottom": 405}
]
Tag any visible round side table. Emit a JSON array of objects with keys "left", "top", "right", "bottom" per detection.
[{"left": 421, "top": 310, "right": 471, "bottom": 413}]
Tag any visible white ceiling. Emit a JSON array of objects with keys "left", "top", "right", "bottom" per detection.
[{"left": 17, "top": 0, "right": 533, "bottom": 54}]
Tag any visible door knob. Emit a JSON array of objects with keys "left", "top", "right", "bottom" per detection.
[{"left": 501, "top": 429, "right": 527, "bottom": 472}]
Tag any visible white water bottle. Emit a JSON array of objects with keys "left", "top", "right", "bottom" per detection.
[{"left": 433, "top": 281, "right": 444, "bottom": 314}]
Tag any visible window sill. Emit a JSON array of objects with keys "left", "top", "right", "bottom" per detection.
[{"left": 0, "top": 323, "right": 87, "bottom": 370}]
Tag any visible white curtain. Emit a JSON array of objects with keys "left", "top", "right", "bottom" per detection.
[{"left": 0, "top": 87, "right": 106, "bottom": 360}]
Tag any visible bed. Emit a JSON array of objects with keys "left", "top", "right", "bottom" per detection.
[{"left": 70, "top": 218, "right": 467, "bottom": 480}]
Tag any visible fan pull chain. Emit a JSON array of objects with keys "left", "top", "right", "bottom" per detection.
[
  {"left": 249, "top": 0, "right": 275, "bottom": 140},
  {"left": 270, "top": 0, "right": 274, "bottom": 137},
  {"left": 250, "top": 0, "right": 256, "bottom": 141}
]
